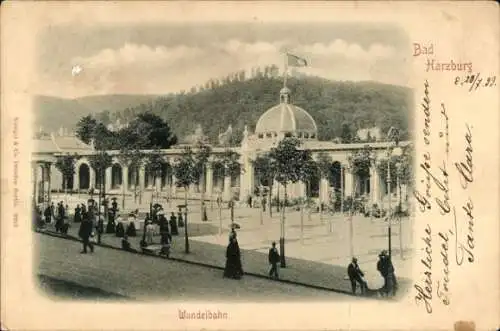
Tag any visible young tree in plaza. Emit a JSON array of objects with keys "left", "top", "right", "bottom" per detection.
[
  {"left": 269, "top": 137, "right": 308, "bottom": 267},
  {"left": 194, "top": 142, "right": 212, "bottom": 222},
  {"left": 376, "top": 144, "right": 413, "bottom": 213},
  {"left": 145, "top": 149, "right": 167, "bottom": 205},
  {"left": 89, "top": 150, "right": 113, "bottom": 225},
  {"left": 297, "top": 150, "right": 317, "bottom": 243},
  {"left": 54, "top": 154, "right": 80, "bottom": 200},
  {"left": 347, "top": 145, "right": 373, "bottom": 213},
  {"left": 252, "top": 153, "right": 276, "bottom": 221},
  {"left": 213, "top": 149, "right": 241, "bottom": 230},
  {"left": 316, "top": 152, "right": 335, "bottom": 216},
  {"left": 172, "top": 147, "right": 200, "bottom": 253},
  {"left": 117, "top": 147, "right": 145, "bottom": 209}
]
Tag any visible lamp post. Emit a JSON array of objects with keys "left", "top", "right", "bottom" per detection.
[
  {"left": 385, "top": 127, "right": 401, "bottom": 258},
  {"left": 386, "top": 148, "right": 392, "bottom": 257},
  {"left": 396, "top": 161, "right": 404, "bottom": 260},
  {"left": 279, "top": 186, "right": 287, "bottom": 268}
]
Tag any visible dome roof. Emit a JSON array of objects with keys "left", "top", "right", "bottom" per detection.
[{"left": 255, "top": 103, "right": 318, "bottom": 135}]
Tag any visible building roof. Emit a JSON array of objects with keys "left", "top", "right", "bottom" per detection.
[
  {"left": 255, "top": 103, "right": 318, "bottom": 134},
  {"left": 34, "top": 134, "right": 93, "bottom": 154}
]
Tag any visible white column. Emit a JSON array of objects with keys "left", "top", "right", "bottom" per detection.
[
  {"left": 296, "top": 181, "right": 306, "bottom": 198},
  {"left": 223, "top": 175, "right": 231, "bottom": 202},
  {"left": 73, "top": 165, "right": 80, "bottom": 191},
  {"left": 370, "top": 164, "right": 381, "bottom": 206},
  {"left": 272, "top": 179, "right": 280, "bottom": 198},
  {"left": 171, "top": 174, "right": 177, "bottom": 196},
  {"left": 45, "top": 163, "right": 52, "bottom": 204},
  {"left": 122, "top": 166, "right": 129, "bottom": 192},
  {"left": 319, "top": 177, "right": 329, "bottom": 204},
  {"left": 105, "top": 167, "right": 112, "bottom": 192},
  {"left": 32, "top": 163, "right": 39, "bottom": 203},
  {"left": 155, "top": 176, "right": 162, "bottom": 192},
  {"left": 139, "top": 166, "right": 145, "bottom": 191},
  {"left": 344, "top": 166, "right": 354, "bottom": 197},
  {"left": 206, "top": 164, "right": 213, "bottom": 197},
  {"left": 88, "top": 167, "right": 94, "bottom": 189}
]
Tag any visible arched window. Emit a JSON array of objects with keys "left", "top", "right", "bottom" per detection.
[
  {"left": 304, "top": 133, "right": 310, "bottom": 139},
  {"left": 258, "top": 133, "right": 264, "bottom": 139},
  {"left": 284, "top": 132, "right": 292, "bottom": 138},
  {"left": 266, "top": 133, "right": 272, "bottom": 138}
]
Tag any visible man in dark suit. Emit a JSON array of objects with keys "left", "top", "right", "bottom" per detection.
[
  {"left": 78, "top": 217, "right": 94, "bottom": 254},
  {"left": 348, "top": 257, "right": 367, "bottom": 295},
  {"left": 268, "top": 242, "right": 280, "bottom": 280}
]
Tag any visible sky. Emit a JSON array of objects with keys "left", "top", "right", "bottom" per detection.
[{"left": 36, "top": 22, "right": 411, "bottom": 98}]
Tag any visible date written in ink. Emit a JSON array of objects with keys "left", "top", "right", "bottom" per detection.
[{"left": 454, "top": 73, "right": 496, "bottom": 91}]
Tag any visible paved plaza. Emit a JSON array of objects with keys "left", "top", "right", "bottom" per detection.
[
  {"left": 38, "top": 193, "right": 415, "bottom": 299},
  {"left": 36, "top": 234, "right": 354, "bottom": 301}
]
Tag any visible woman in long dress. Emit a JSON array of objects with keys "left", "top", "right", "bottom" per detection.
[{"left": 223, "top": 237, "right": 243, "bottom": 279}]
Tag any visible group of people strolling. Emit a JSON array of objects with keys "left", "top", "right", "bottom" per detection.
[
  {"left": 347, "top": 250, "right": 398, "bottom": 297},
  {"left": 35, "top": 201, "right": 72, "bottom": 233}
]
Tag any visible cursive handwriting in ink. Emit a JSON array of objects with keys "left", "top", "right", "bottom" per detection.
[
  {"left": 454, "top": 204, "right": 475, "bottom": 266},
  {"left": 435, "top": 162, "right": 451, "bottom": 215},
  {"left": 455, "top": 124, "right": 473, "bottom": 189},
  {"left": 436, "top": 231, "right": 451, "bottom": 305},
  {"left": 422, "top": 80, "right": 431, "bottom": 145},
  {"left": 420, "top": 162, "right": 450, "bottom": 215},
  {"left": 415, "top": 224, "right": 433, "bottom": 313},
  {"left": 414, "top": 190, "right": 432, "bottom": 212},
  {"left": 440, "top": 103, "right": 450, "bottom": 157}
]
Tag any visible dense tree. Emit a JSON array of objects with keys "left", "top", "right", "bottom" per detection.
[
  {"left": 124, "top": 112, "right": 178, "bottom": 149},
  {"left": 340, "top": 122, "right": 356, "bottom": 143},
  {"left": 76, "top": 115, "right": 98, "bottom": 144}
]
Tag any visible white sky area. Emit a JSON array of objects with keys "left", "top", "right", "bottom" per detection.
[{"left": 36, "top": 24, "right": 410, "bottom": 98}]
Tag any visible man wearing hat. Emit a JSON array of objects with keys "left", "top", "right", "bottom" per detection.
[
  {"left": 347, "top": 257, "right": 367, "bottom": 295},
  {"left": 268, "top": 242, "right": 280, "bottom": 280},
  {"left": 377, "top": 250, "right": 395, "bottom": 296}
]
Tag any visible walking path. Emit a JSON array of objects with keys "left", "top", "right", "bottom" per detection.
[{"left": 37, "top": 207, "right": 414, "bottom": 299}]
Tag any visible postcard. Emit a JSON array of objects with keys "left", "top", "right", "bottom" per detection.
[{"left": 1, "top": 1, "right": 498, "bottom": 330}]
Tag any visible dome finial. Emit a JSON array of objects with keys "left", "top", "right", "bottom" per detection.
[{"left": 280, "top": 86, "right": 291, "bottom": 104}]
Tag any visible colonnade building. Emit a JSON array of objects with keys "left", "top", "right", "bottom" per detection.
[{"left": 32, "top": 87, "right": 410, "bottom": 208}]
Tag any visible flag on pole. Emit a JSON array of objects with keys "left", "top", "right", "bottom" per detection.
[{"left": 286, "top": 53, "right": 308, "bottom": 67}]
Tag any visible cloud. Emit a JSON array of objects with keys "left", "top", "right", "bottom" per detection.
[
  {"left": 71, "top": 43, "right": 203, "bottom": 70},
  {"left": 41, "top": 39, "right": 406, "bottom": 98},
  {"left": 299, "top": 39, "right": 396, "bottom": 61},
  {"left": 222, "top": 39, "right": 280, "bottom": 54}
]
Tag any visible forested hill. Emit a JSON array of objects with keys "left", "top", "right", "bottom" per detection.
[
  {"left": 35, "top": 73, "right": 413, "bottom": 144},
  {"left": 107, "top": 75, "right": 413, "bottom": 144}
]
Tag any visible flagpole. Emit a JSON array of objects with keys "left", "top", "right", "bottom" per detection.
[{"left": 283, "top": 52, "right": 288, "bottom": 88}]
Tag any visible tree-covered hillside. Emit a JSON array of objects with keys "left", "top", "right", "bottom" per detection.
[{"left": 107, "top": 74, "right": 413, "bottom": 144}]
